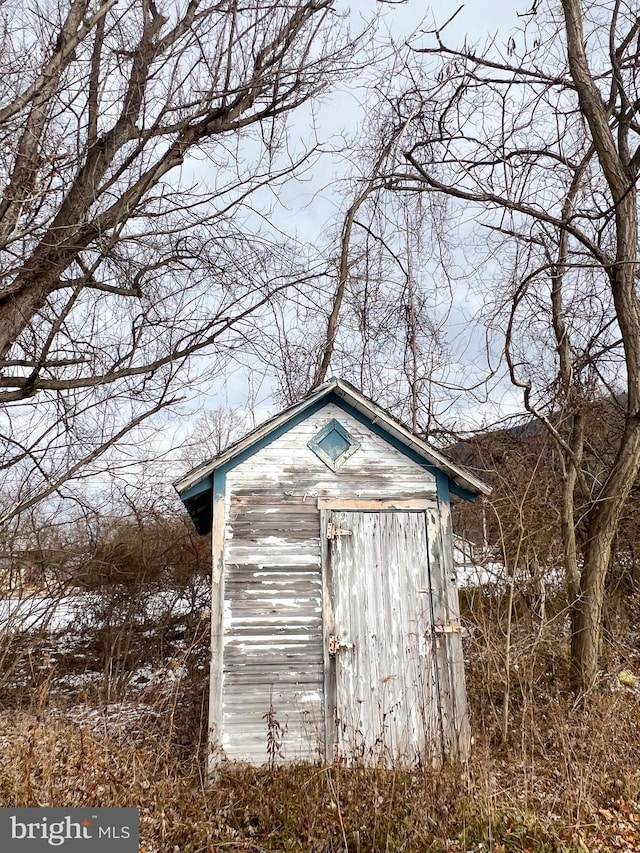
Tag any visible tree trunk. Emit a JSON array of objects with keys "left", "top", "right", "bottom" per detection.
[
  {"left": 561, "top": 413, "right": 583, "bottom": 610},
  {"left": 571, "top": 418, "right": 640, "bottom": 687},
  {"left": 561, "top": 0, "right": 640, "bottom": 688},
  {"left": 571, "top": 531, "right": 610, "bottom": 688}
]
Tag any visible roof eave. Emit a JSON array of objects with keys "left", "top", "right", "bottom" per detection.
[
  {"left": 174, "top": 377, "right": 491, "bottom": 499},
  {"left": 173, "top": 379, "right": 340, "bottom": 495},
  {"left": 330, "top": 381, "right": 491, "bottom": 498}
]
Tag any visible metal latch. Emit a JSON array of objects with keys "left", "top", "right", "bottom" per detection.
[
  {"left": 433, "top": 624, "right": 464, "bottom": 634},
  {"left": 327, "top": 522, "right": 352, "bottom": 540},
  {"left": 328, "top": 634, "right": 353, "bottom": 655}
]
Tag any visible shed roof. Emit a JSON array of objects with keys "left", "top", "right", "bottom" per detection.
[{"left": 174, "top": 378, "right": 491, "bottom": 534}]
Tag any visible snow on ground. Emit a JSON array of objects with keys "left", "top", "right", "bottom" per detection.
[
  {"left": 0, "top": 586, "right": 207, "bottom": 634},
  {"left": 0, "top": 586, "right": 208, "bottom": 728},
  {"left": 455, "top": 561, "right": 502, "bottom": 588},
  {"left": 0, "top": 594, "right": 77, "bottom": 632},
  {"left": 60, "top": 701, "right": 161, "bottom": 732},
  {"left": 455, "top": 560, "right": 566, "bottom": 590}
]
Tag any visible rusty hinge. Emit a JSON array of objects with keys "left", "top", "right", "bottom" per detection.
[
  {"left": 328, "top": 634, "right": 353, "bottom": 655},
  {"left": 433, "top": 624, "right": 464, "bottom": 634},
  {"left": 327, "top": 522, "right": 352, "bottom": 540}
]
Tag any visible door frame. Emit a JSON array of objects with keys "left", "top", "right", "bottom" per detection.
[{"left": 318, "top": 497, "right": 438, "bottom": 762}]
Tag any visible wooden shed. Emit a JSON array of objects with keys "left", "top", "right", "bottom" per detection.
[{"left": 175, "top": 379, "right": 490, "bottom": 768}]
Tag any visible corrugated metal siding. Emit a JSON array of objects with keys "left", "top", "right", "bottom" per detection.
[{"left": 219, "top": 403, "right": 440, "bottom": 764}]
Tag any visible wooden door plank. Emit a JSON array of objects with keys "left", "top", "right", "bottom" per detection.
[
  {"left": 437, "top": 502, "right": 471, "bottom": 760},
  {"left": 317, "top": 498, "right": 436, "bottom": 511},
  {"left": 320, "top": 508, "right": 336, "bottom": 763},
  {"left": 330, "top": 511, "right": 439, "bottom": 766}
]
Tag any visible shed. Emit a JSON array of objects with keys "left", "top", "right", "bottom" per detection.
[{"left": 175, "top": 379, "right": 490, "bottom": 768}]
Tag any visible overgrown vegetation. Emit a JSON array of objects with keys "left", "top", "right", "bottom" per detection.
[
  {"left": 1, "top": 507, "right": 639, "bottom": 851},
  {"left": 1, "top": 618, "right": 639, "bottom": 852}
]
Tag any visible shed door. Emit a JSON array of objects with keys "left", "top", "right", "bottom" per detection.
[{"left": 324, "top": 509, "right": 442, "bottom": 765}]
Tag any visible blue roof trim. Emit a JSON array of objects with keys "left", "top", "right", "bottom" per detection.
[
  {"left": 181, "top": 473, "right": 213, "bottom": 502},
  {"left": 178, "top": 390, "right": 476, "bottom": 534},
  {"left": 213, "top": 467, "right": 225, "bottom": 500},
  {"left": 180, "top": 473, "right": 214, "bottom": 536},
  {"left": 448, "top": 479, "right": 478, "bottom": 503},
  {"left": 178, "top": 398, "right": 329, "bottom": 534},
  {"left": 330, "top": 395, "right": 475, "bottom": 502},
  {"left": 215, "top": 395, "right": 329, "bottom": 480},
  {"left": 190, "top": 397, "right": 331, "bottom": 534}
]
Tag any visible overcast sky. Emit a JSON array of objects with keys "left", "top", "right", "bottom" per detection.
[
  {"left": 86, "top": 0, "right": 539, "bottom": 501},
  {"left": 116, "top": 0, "right": 541, "bottom": 509},
  {"left": 203, "top": 1, "right": 530, "bottom": 417}
]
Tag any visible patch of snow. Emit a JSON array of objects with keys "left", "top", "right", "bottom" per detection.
[
  {"left": 0, "top": 595, "right": 77, "bottom": 632},
  {"left": 0, "top": 582, "right": 210, "bottom": 636},
  {"left": 62, "top": 702, "right": 160, "bottom": 731}
]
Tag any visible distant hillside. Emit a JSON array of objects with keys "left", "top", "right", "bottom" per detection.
[
  {"left": 447, "top": 416, "right": 547, "bottom": 481},
  {"left": 448, "top": 399, "right": 640, "bottom": 594}
]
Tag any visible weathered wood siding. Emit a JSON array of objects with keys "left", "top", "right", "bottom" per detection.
[
  {"left": 327, "top": 509, "right": 441, "bottom": 766},
  {"left": 221, "top": 493, "right": 324, "bottom": 763},
  {"left": 432, "top": 500, "right": 471, "bottom": 760},
  {"left": 218, "top": 403, "right": 438, "bottom": 764},
  {"left": 226, "top": 403, "right": 438, "bottom": 501}
]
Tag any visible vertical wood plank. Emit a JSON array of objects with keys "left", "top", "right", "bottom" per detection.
[
  {"left": 320, "top": 508, "right": 336, "bottom": 762},
  {"left": 207, "top": 488, "right": 226, "bottom": 775},
  {"left": 331, "top": 510, "right": 439, "bottom": 766},
  {"left": 426, "top": 505, "right": 453, "bottom": 762},
  {"left": 438, "top": 500, "right": 471, "bottom": 760}
]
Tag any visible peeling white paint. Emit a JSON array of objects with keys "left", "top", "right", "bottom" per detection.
[
  {"left": 212, "top": 401, "right": 465, "bottom": 766},
  {"left": 297, "top": 691, "right": 322, "bottom": 704},
  {"left": 330, "top": 510, "right": 441, "bottom": 766}
]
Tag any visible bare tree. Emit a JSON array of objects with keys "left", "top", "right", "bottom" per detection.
[
  {"left": 0, "top": 0, "right": 356, "bottom": 527},
  {"left": 262, "top": 124, "right": 455, "bottom": 437},
  {"left": 371, "top": 0, "right": 640, "bottom": 688},
  {"left": 182, "top": 405, "right": 246, "bottom": 464}
]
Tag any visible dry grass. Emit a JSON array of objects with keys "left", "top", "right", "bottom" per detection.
[
  {"left": 0, "top": 595, "right": 639, "bottom": 852},
  {"left": 0, "top": 687, "right": 638, "bottom": 851}
]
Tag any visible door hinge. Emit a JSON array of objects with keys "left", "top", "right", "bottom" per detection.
[
  {"left": 327, "top": 522, "right": 352, "bottom": 540},
  {"left": 328, "top": 634, "right": 353, "bottom": 655},
  {"left": 432, "top": 624, "right": 464, "bottom": 634}
]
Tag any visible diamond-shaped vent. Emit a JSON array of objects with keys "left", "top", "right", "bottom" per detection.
[{"left": 308, "top": 418, "right": 360, "bottom": 471}]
